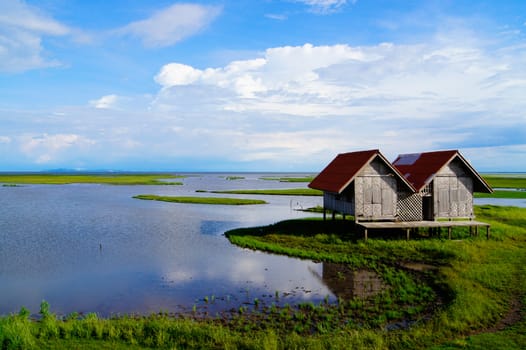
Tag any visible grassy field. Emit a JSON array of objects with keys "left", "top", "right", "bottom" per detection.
[
  {"left": 0, "top": 174, "right": 184, "bottom": 185},
  {"left": 133, "top": 194, "right": 267, "bottom": 205},
  {"left": 203, "top": 188, "right": 323, "bottom": 196},
  {"left": 482, "top": 174, "right": 526, "bottom": 189},
  {"left": 475, "top": 190, "right": 526, "bottom": 199},
  {"left": 259, "top": 176, "right": 315, "bottom": 182},
  {"left": 1, "top": 205, "right": 524, "bottom": 349}
]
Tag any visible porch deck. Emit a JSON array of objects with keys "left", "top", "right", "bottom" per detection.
[{"left": 356, "top": 220, "right": 490, "bottom": 241}]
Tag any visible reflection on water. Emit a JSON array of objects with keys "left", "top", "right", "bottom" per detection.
[
  {"left": 311, "top": 263, "right": 388, "bottom": 300},
  {"left": 0, "top": 173, "right": 330, "bottom": 317},
  {"left": 0, "top": 174, "right": 521, "bottom": 317}
]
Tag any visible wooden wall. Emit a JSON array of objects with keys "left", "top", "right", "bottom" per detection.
[{"left": 433, "top": 159, "right": 474, "bottom": 219}]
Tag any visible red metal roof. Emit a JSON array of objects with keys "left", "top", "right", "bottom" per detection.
[
  {"left": 392, "top": 150, "right": 493, "bottom": 193},
  {"left": 309, "top": 149, "right": 414, "bottom": 194}
]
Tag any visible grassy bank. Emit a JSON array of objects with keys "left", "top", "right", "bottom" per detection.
[
  {"left": 260, "top": 176, "right": 315, "bottom": 182},
  {"left": 203, "top": 188, "right": 323, "bottom": 196},
  {"left": 133, "top": 194, "right": 267, "bottom": 205},
  {"left": 482, "top": 174, "right": 526, "bottom": 189},
  {"left": 0, "top": 174, "right": 184, "bottom": 185},
  {"left": 475, "top": 190, "right": 526, "bottom": 199},
  {"left": 1, "top": 206, "right": 524, "bottom": 349},
  {"left": 225, "top": 205, "right": 526, "bottom": 349}
]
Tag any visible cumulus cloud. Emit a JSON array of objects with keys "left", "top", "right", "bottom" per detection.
[
  {"left": 0, "top": 0, "right": 71, "bottom": 73},
  {"left": 151, "top": 37, "right": 526, "bottom": 169},
  {"left": 116, "top": 3, "right": 221, "bottom": 48}
]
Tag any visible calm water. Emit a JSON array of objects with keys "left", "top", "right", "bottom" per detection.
[
  {"left": 1, "top": 174, "right": 523, "bottom": 317},
  {"left": 0, "top": 173, "right": 337, "bottom": 316}
]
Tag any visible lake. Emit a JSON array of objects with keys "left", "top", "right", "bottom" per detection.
[
  {"left": 1, "top": 173, "right": 523, "bottom": 317},
  {"left": 0, "top": 173, "right": 336, "bottom": 317}
]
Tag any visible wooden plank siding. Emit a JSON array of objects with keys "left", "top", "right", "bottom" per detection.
[
  {"left": 354, "top": 159, "right": 398, "bottom": 221},
  {"left": 433, "top": 158, "right": 475, "bottom": 220}
]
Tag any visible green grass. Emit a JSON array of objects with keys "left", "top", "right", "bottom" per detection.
[
  {"left": 204, "top": 188, "right": 323, "bottom": 196},
  {"left": 225, "top": 205, "right": 526, "bottom": 349},
  {"left": 224, "top": 176, "right": 245, "bottom": 180},
  {"left": 133, "top": 194, "right": 267, "bottom": 205},
  {"left": 482, "top": 174, "right": 526, "bottom": 189},
  {"left": 259, "top": 176, "right": 315, "bottom": 182},
  {"left": 1, "top": 205, "right": 524, "bottom": 349},
  {"left": 0, "top": 174, "right": 184, "bottom": 185},
  {"left": 475, "top": 190, "right": 526, "bottom": 199}
]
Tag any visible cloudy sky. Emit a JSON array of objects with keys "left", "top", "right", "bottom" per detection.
[{"left": 1, "top": 0, "right": 525, "bottom": 171}]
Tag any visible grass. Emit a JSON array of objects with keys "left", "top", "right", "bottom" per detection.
[
  {"left": 225, "top": 205, "right": 526, "bottom": 349},
  {"left": 475, "top": 190, "right": 526, "bottom": 199},
  {"left": 0, "top": 174, "right": 184, "bottom": 185},
  {"left": 224, "top": 176, "right": 245, "bottom": 180},
  {"left": 482, "top": 174, "right": 526, "bottom": 189},
  {"left": 133, "top": 194, "right": 267, "bottom": 205},
  {"left": 259, "top": 176, "right": 315, "bottom": 182},
  {"left": 203, "top": 188, "right": 323, "bottom": 196},
  {"left": 1, "top": 205, "right": 524, "bottom": 349}
]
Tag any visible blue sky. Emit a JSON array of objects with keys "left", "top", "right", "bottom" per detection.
[{"left": 1, "top": 0, "right": 525, "bottom": 172}]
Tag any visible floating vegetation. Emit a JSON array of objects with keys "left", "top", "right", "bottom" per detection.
[
  {"left": 259, "top": 176, "right": 315, "bottom": 182},
  {"left": 225, "top": 176, "right": 245, "bottom": 180},
  {"left": 0, "top": 174, "right": 185, "bottom": 185},
  {"left": 133, "top": 194, "right": 267, "bottom": 205},
  {"left": 203, "top": 188, "right": 323, "bottom": 196}
]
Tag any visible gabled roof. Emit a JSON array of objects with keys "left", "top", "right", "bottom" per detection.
[
  {"left": 309, "top": 149, "right": 415, "bottom": 194},
  {"left": 392, "top": 150, "right": 493, "bottom": 193}
]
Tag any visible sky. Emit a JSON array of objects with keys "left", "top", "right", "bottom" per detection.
[{"left": 0, "top": 0, "right": 525, "bottom": 172}]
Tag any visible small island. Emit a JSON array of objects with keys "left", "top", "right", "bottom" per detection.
[{"left": 133, "top": 194, "right": 267, "bottom": 205}]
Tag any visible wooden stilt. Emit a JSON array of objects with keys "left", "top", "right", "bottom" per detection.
[
  {"left": 448, "top": 227, "right": 452, "bottom": 240},
  {"left": 332, "top": 211, "right": 336, "bottom": 220},
  {"left": 406, "top": 228, "right": 410, "bottom": 240},
  {"left": 323, "top": 209, "right": 326, "bottom": 221},
  {"left": 364, "top": 228, "right": 368, "bottom": 241},
  {"left": 486, "top": 226, "right": 490, "bottom": 239}
]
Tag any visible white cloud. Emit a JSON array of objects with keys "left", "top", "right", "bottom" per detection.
[
  {"left": 0, "top": 0, "right": 71, "bottom": 73},
  {"left": 116, "top": 3, "right": 221, "bottom": 48},
  {"left": 150, "top": 37, "right": 526, "bottom": 170},
  {"left": 19, "top": 133, "right": 95, "bottom": 164},
  {"left": 265, "top": 14, "right": 288, "bottom": 21},
  {"left": 90, "top": 94, "right": 119, "bottom": 109},
  {"left": 0, "top": 136, "right": 11, "bottom": 144},
  {"left": 155, "top": 63, "right": 204, "bottom": 87},
  {"left": 294, "top": 0, "right": 355, "bottom": 14}
]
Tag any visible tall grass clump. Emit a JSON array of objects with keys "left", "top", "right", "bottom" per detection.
[{"left": 0, "top": 307, "right": 34, "bottom": 350}]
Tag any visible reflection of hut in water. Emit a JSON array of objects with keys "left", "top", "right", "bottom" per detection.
[{"left": 310, "top": 263, "right": 388, "bottom": 299}]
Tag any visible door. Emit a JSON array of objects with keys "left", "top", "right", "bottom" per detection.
[{"left": 422, "top": 196, "right": 433, "bottom": 220}]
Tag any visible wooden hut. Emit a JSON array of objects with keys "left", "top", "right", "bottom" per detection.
[
  {"left": 392, "top": 150, "right": 493, "bottom": 221},
  {"left": 308, "top": 150, "right": 415, "bottom": 222}
]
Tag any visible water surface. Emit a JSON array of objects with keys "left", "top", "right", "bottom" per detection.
[
  {"left": 0, "top": 173, "right": 330, "bottom": 316},
  {"left": 1, "top": 173, "right": 522, "bottom": 317}
]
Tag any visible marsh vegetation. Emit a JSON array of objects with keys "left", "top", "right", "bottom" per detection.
[
  {"left": 201, "top": 188, "right": 323, "bottom": 196},
  {"left": 133, "top": 194, "right": 267, "bottom": 205},
  {"left": 0, "top": 174, "right": 184, "bottom": 185},
  {"left": 1, "top": 205, "right": 524, "bottom": 349}
]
